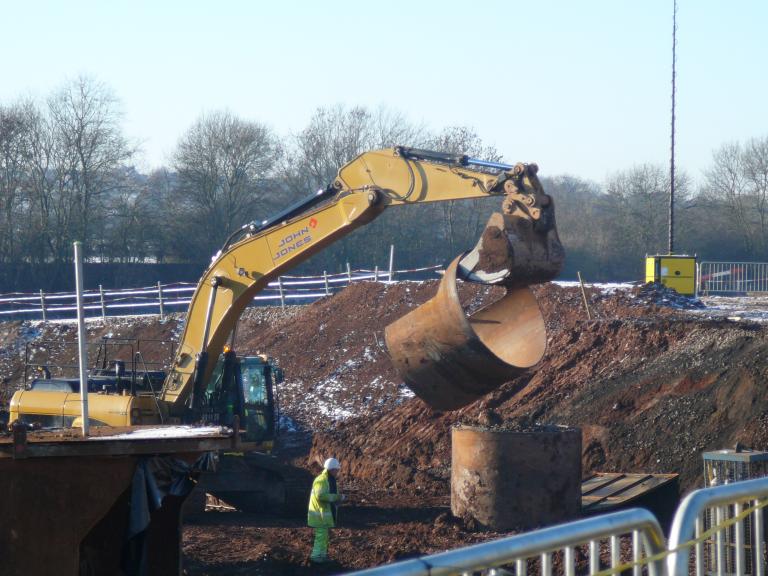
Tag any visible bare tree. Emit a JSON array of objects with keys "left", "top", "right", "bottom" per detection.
[
  {"left": 22, "top": 100, "right": 71, "bottom": 264},
  {"left": 173, "top": 110, "right": 281, "bottom": 256},
  {"left": 96, "top": 167, "right": 156, "bottom": 263},
  {"left": 744, "top": 137, "right": 768, "bottom": 254},
  {"left": 702, "top": 138, "right": 768, "bottom": 258},
  {"left": 279, "top": 104, "right": 428, "bottom": 269},
  {"left": 0, "top": 102, "right": 31, "bottom": 263},
  {"left": 47, "top": 76, "right": 134, "bottom": 253},
  {"left": 602, "top": 164, "right": 690, "bottom": 275},
  {"left": 541, "top": 175, "right": 609, "bottom": 276},
  {"left": 424, "top": 126, "right": 503, "bottom": 254},
  {"left": 288, "top": 104, "right": 427, "bottom": 195}
]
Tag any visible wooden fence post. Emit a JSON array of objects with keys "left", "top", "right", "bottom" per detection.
[
  {"left": 278, "top": 276, "right": 285, "bottom": 309},
  {"left": 39, "top": 289, "right": 47, "bottom": 322},
  {"left": 99, "top": 285, "right": 106, "bottom": 320},
  {"left": 157, "top": 281, "right": 165, "bottom": 320},
  {"left": 577, "top": 271, "right": 593, "bottom": 320},
  {"left": 388, "top": 245, "right": 395, "bottom": 282}
]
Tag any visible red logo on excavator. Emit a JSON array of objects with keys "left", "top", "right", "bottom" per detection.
[{"left": 309, "top": 218, "right": 318, "bottom": 229}]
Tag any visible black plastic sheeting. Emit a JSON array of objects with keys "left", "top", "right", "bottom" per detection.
[{"left": 123, "top": 452, "right": 215, "bottom": 576}]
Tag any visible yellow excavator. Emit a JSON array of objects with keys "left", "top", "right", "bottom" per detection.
[{"left": 9, "top": 146, "right": 564, "bottom": 510}]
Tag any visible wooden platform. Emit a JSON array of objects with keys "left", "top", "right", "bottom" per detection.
[{"left": 582, "top": 472, "right": 680, "bottom": 530}]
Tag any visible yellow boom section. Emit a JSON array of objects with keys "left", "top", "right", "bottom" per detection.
[{"left": 160, "top": 148, "right": 507, "bottom": 409}]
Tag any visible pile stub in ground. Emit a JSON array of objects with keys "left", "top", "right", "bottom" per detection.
[{"left": 451, "top": 424, "right": 582, "bottom": 530}]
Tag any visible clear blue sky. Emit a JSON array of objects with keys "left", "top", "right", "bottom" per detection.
[{"left": 1, "top": 0, "right": 765, "bottom": 184}]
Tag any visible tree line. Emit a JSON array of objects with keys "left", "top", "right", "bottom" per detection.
[{"left": 1, "top": 76, "right": 767, "bottom": 291}]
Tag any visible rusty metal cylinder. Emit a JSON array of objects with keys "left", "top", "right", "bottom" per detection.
[
  {"left": 451, "top": 425, "right": 582, "bottom": 530},
  {"left": 384, "top": 256, "right": 547, "bottom": 411}
]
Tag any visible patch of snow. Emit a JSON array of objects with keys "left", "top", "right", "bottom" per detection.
[
  {"left": 554, "top": 281, "right": 635, "bottom": 293},
  {"left": 688, "top": 295, "right": 768, "bottom": 323},
  {"left": 28, "top": 313, "right": 165, "bottom": 326},
  {"left": 89, "top": 425, "right": 230, "bottom": 440},
  {"left": 369, "top": 375, "right": 384, "bottom": 388},
  {"left": 278, "top": 414, "right": 301, "bottom": 433},
  {"left": 397, "top": 382, "right": 415, "bottom": 398}
]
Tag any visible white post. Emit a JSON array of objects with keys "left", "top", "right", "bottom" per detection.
[
  {"left": 99, "top": 284, "right": 106, "bottom": 320},
  {"left": 323, "top": 271, "right": 330, "bottom": 295},
  {"left": 39, "top": 289, "right": 47, "bottom": 322},
  {"left": 695, "top": 261, "right": 700, "bottom": 298},
  {"left": 374, "top": 265, "right": 379, "bottom": 282},
  {"left": 74, "top": 242, "right": 89, "bottom": 437},
  {"left": 157, "top": 281, "right": 165, "bottom": 319},
  {"left": 347, "top": 262, "right": 352, "bottom": 284},
  {"left": 388, "top": 244, "right": 395, "bottom": 282},
  {"left": 278, "top": 276, "right": 285, "bottom": 309}
]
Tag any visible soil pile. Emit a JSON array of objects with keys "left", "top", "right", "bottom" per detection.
[
  {"left": 2, "top": 280, "right": 768, "bottom": 573},
  {"left": 633, "top": 282, "right": 706, "bottom": 309},
  {"left": 237, "top": 280, "right": 514, "bottom": 433},
  {"left": 309, "top": 282, "right": 768, "bottom": 496},
  {"left": 2, "top": 282, "right": 765, "bottom": 494}
]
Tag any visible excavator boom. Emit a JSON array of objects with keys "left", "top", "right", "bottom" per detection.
[
  {"left": 10, "top": 146, "right": 564, "bottom": 429},
  {"left": 162, "top": 146, "right": 563, "bottom": 414}
]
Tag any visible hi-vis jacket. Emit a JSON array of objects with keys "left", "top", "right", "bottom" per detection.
[{"left": 307, "top": 469, "right": 340, "bottom": 528}]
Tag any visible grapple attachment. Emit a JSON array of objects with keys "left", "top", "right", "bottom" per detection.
[
  {"left": 385, "top": 163, "right": 564, "bottom": 410},
  {"left": 457, "top": 163, "right": 563, "bottom": 288}
]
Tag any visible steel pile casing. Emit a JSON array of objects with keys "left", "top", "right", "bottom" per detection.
[
  {"left": 384, "top": 256, "right": 547, "bottom": 411},
  {"left": 451, "top": 425, "right": 582, "bottom": 531}
]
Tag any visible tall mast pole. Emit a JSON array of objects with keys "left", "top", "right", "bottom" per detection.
[{"left": 669, "top": 0, "right": 677, "bottom": 254}]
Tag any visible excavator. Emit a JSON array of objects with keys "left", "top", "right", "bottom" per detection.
[{"left": 8, "top": 146, "right": 564, "bottom": 510}]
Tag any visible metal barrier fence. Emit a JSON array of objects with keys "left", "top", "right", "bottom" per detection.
[
  {"left": 698, "top": 262, "right": 768, "bottom": 295},
  {"left": 347, "top": 508, "right": 666, "bottom": 576},
  {"left": 347, "top": 476, "right": 768, "bottom": 576},
  {"left": 0, "top": 263, "right": 442, "bottom": 321},
  {"left": 667, "top": 475, "right": 768, "bottom": 576}
]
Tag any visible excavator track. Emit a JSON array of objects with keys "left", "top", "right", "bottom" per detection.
[{"left": 190, "top": 451, "right": 313, "bottom": 515}]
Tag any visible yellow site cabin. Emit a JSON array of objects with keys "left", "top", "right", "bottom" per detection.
[{"left": 645, "top": 254, "right": 697, "bottom": 296}]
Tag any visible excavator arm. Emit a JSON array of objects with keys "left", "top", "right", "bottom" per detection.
[{"left": 161, "top": 147, "right": 563, "bottom": 414}]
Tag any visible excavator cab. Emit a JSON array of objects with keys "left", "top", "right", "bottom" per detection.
[
  {"left": 239, "top": 356, "right": 281, "bottom": 442},
  {"left": 200, "top": 351, "right": 280, "bottom": 443}
]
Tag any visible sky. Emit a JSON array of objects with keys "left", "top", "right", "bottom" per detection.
[{"left": 1, "top": 0, "right": 766, "bottom": 184}]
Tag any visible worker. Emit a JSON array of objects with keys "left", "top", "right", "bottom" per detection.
[{"left": 307, "top": 457, "right": 345, "bottom": 564}]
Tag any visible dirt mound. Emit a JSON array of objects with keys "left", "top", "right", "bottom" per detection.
[
  {"left": 310, "top": 283, "right": 768, "bottom": 495},
  {"left": 634, "top": 282, "right": 706, "bottom": 309},
  {"left": 4, "top": 280, "right": 768, "bottom": 572},
  {"left": 236, "top": 280, "right": 508, "bottom": 433},
  {"left": 2, "top": 282, "right": 762, "bottom": 498}
]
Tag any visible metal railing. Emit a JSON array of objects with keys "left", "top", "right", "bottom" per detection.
[
  {"left": 698, "top": 261, "right": 768, "bottom": 295},
  {"left": 346, "top": 508, "right": 666, "bottom": 576},
  {"left": 347, "top": 476, "right": 768, "bottom": 576},
  {"left": 667, "top": 476, "right": 768, "bottom": 576},
  {"left": 0, "top": 263, "right": 442, "bottom": 321}
]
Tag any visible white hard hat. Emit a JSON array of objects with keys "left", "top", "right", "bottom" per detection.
[{"left": 324, "top": 457, "right": 341, "bottom": 470}]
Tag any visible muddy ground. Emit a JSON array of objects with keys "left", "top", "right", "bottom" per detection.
[{"left": 2, "top": 280, "right": 768, "bottom": 574}]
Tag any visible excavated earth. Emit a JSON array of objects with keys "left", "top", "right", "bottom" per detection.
[{"left": 2, "top": 280, "right": 768, "bottom": 574}]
